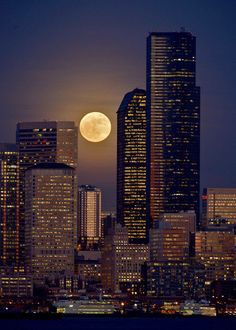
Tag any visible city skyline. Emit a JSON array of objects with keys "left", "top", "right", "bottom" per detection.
[
  {"left": 0, "top": 0, "right": 236, "bottom": 210},
  {"left": 0, "top": 1, "right": 235, "bottom": 318}
]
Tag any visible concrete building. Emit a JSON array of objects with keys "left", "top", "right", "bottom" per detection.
[
  {"left": 16, "top": 121, "right": 78, "bottom": 263},
  {"left": 195, "top": 227, "right": 235, "bottom": 293},
  {"left": 202, "top": 188, "right": 236, "bottom": 227},
  {"left": 145, "top": 260, "right": 205, "bottom": 300},
  {"left": 150, "top": 212, "right": 196, "bottom": 262},
  {"left": 75, "top": 250, "right": 101, "bottom": 290},
  {"left": 16, "top": 121, "right": 78, "bottom": 169},
  {"left": 25, "top": 163, "right": 77, "bottom": 284},
  {"left": 101, "top": 223, "right": 149, "bottom": 295},
  {"left": 0, "top": 267, "right": 33, "bottom": 297}
]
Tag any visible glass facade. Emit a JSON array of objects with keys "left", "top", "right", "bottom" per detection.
[
  {"left": 147, "top": 32, "right": 200, "bottom": 225},
  {"left": 117, "top": 88, "right": 148, "bottom": 243}
]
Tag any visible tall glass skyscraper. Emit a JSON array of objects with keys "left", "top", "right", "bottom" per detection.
[
  {"left": 147, "top": 32, "right": 200, "bottom": 225},
  {"left": 117, "top": 88, "right": 148, "bottom": 243}
]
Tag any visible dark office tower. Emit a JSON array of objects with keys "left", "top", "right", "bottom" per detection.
[
  {"left": 117, "top": 88, "right": 148, "bottom": 243},
  {"left": 16, "top": 121, "right": 78, "bottom": 263},
  {"left": 147, "top": 31, "right": 200, "bottom": 225},
  {"left": 0, "top": 144, "right": 20, "bottom": 266}
]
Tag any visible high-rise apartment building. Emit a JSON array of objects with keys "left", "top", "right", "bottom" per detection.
[
  {"left": 0, "top": 144, "right": 20, "bottom": 266},
  {"left": 25, "top": 163, "right": 77, "bottom": 283},
  {"left": 78, "top": 185, "right": 102, "bottom": 249},
  {"left": 117, "top": 88, "right": 148, "bottom": 243},
  {"left": 16, "top": 121, "right": 78, "bottom": 262},
  {"left": 147, "top": 31, "right": 200, "bottom": 224},
  {"left": 202, "top": 188, "right": 236, "bottom": 227}
]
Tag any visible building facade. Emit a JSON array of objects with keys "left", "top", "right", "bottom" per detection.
[
  {"left": 117, "top": 88, "right": 148, "bottom": 243},
  {"left": 202, "top": 188, "right": 236, "bottom": 227},
  {"left": 101, "top": 223, "right": 149, "bottom": 295},
  {"left": 16, "top": 121, "right": 78, "bottom": 169},
  {"left": 145, "top": 260, "right": 205, "bottom": 300},
  {"left": 16, "top": 121, "right": 78, "bottom": 263},
  {"left": 149, "top": 211, "right": 196, "bottom": 262},
  {"left": 78, "top": 185, "right": 102, "bottom": 249},
  {"left": 0, "top": 266, "right": 33, "bottom": 297},
  {"left": 25, "top": 163, "right": 77, "bottom": 283},
  {"left": 147, "top": 31, "right": 200, "bottom": 225},
  {"left": 0, "top": 144, "right": 20, "bottom": 266},
  {"left": 195, "top": 227, "right": 235, "bottom": 294}
]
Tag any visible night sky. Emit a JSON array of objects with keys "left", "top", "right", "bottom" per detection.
[{"left": 0, "top": 0, "right": 236, "bottom": 210}]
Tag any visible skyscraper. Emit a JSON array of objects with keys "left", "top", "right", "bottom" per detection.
[
  {"left": 117, "top": 88, "right": 148, "bottom": 243},
  {"left": 78, "top": 185, "right": 102, "bottom": 249},
  {"left": 16, "top": 121, "right": 78, "bottom": 262},
  {"left": 25, "top": 163, "right": 77, "bottom": 283},
  {"left": 0, "top": 144, "right": 20, "bottom": 266},
  {"left": 147, "top": 31, "right": 200, "bottom": 224},
  {"left": 16, "top": 121, "right": 78, "bottom": 169}
]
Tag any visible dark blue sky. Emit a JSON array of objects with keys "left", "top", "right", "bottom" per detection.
[{"left": 0, "top": 0, "right": 236, "bottom": 210}]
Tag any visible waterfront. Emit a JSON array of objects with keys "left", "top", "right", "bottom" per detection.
[{"left": 0, "top": 316, "right": 236, "bottom": 330}]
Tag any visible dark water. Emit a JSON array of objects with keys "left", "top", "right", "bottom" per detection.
[{"left": 0, "top": 316, "right": 235, "bottom": 330}]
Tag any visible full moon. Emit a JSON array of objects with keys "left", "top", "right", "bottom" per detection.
[{"left": 79, "top": 112, "right": 112, "bottom": 143}]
